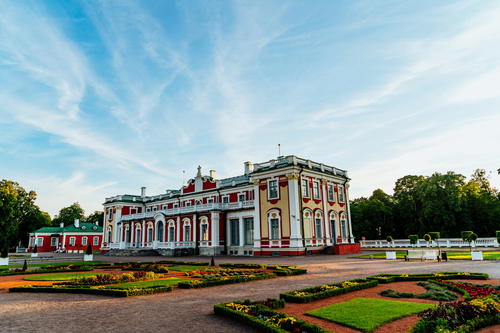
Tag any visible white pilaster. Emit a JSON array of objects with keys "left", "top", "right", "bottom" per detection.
[
  {"left": 211, "top": 212, "right": 219, "bottom": 247},
  {"left": 239, "top": 217, "right": 244, "bottom": 247},
  {"left": 142, "top": 220, "right": 146, "bottom": 247},
  {"left": 253, "top": 184, "right": 261, "bottom": 248},
  {"left": 321, "top": 181, "right": 331, "bottom": 245},
  {"left": 287, "top": 175, "right": 302, "bottom": 247},
  {"left": 114, "top": 207, "right": 122, "bottom": 243},
  {"left": 345, "top": 184, "right": 355, "bottom": 243},
  {"left": 176, "top": 216, "right": 180, "bottom": 242},
  {"left": 193, "top": 214, "right": 197, "bottom": 245}
]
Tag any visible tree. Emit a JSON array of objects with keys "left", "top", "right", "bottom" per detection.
[
  {"left": 86, "top": 211, "right": 104, "bottom": 226},
  {"left": 408, "top": 235, "right": 418, "bottom": 247},
  {"left": 52, "top": 203, "right": 85, "bottom": 226},
  {"left": 429, "top": 232, "right": 441, "bottom": 254},
  {"left": 461, "top": 231, "right": 473, "bottom": 252},
  {"left": 86, "top": 243, "right": 93, "bottom": 255},
  {"left": 0, "top": 180, "right": 42, "bottom": 257}
]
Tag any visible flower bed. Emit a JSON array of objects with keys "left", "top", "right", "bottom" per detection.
[
  {"left": 0, "top": 264, "right": 94, "bottom": 276},
  {"left": 411, "top": 296, "right": 500, "bottom": 333},
  {"left": 280, "top": 279, "right": 378, "bottom": 303},
  {"left": 121, "top": 263, "right": 170, "bottom": 273},
  {"left": 185, "top": 268, "right": 265, "bottom": 278},
  {"left": 56, "top": 271, "right": 164, "bottom": 286},
  {"left": 214, "top": 300, "right": 329, "bottom": 333},
  {"left": 367, "top": 272, "right": 488, "bottom": 283},
  {"left": 178, "top": 272, "right": 276, "bottom": 288},
  {"left": 9, "top": 284, "right": 172, "bottom": 297},
  {"left": 380, "top": 281, "right": 459, "bottom": 301},
  {"left": 432, "top": 280, "right": 500, "bottom": 300}
]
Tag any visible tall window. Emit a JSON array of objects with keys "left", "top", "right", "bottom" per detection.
[
  {"left": 268, "top": 180, "right": 279, "bottom": 199},
  {"left": 315, "top": 218, "right": 323, "bottom": 238},
  {"left": 340, "top": 214, "right": 348, "bottom": 240},
  {"left": 169, "top": 226, "right": 175, "bottom": 242},
  {"left": 270, "top": 218, "right": 280, "bottom": 240},
  {"left": 230, "top": 219, "right": 239, "bottom": 246},
  {"left": 243, "top": 217, "right": 254, "bottom": 245},
  {"left": 238, "top": 193, "right": 245, "bottom": 202},
  {"left": 108, "top": 229, "right": 112, "bottom": 243},
  {"left": 338, "top": 185, "right": 345, "bottom": 203},
  {"left": 328, "top": 184, "right": 335, "bottom": 201},
  {"left": 82, "top": 237, "right": 88, "bottom": 246},
  {"left": 208, "top": 198, "right": 214, "bottom": 204},
  {"left": 157, "top": 223, "right": 164, "bottom": 242},
  {"left": 303, "top": 211, "right": 313, "bottom": 239},
  {"left": 201, "top": 223, "right": 209, "bottom": 241},
  {"left": 222, "top": 196, "right": 229, "bottom": 203},
  {"left": 51, "top": 237, "right": 57, "bottom": 246},
  {"left": 147, "top": 228, "right": 153, "bottom": 242},
  {"left": 184, "top": 225, "right": 191, "bottom": 242},
  {"left": 94, "top": 236, "right": 99, "bottom": 245},
  {"left": 108, "top": 208, "right": 113, "bottom": 219},
  {"left": 313, "top": 181, "right": 320, "bottom": 199},
  {"left": 69, "top": 237, "right": 76, "bottom": 246},
  {"left": 37, "top": 237, "right": 43, "bottom": 246},
  {"left": 301, "top": 179, "right": 310, "bottom": 198}
]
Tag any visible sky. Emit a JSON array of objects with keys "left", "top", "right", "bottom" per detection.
[{"left": 1, "top": 0, "right": 499, "bottom": 217}]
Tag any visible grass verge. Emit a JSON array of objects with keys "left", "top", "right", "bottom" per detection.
[{"left": 23, "top": 272, "right": 106, "bottom": 281}]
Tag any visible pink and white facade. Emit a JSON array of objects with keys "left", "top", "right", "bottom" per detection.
[{"left": 102, "top": 156, "right": 359, "bottom": 256}]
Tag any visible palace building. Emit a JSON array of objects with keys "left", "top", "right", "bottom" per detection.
[{"left": 102, "top": 155, "right": 360, "bottom": 256}]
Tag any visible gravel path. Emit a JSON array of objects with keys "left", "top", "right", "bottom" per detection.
[{"left": 0, "top": 253, "right": 498, "bottom": 333}]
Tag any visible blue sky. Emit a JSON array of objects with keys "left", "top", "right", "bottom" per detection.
[{"left": 1, "top": 0, "right": 499, "bottom": 217}]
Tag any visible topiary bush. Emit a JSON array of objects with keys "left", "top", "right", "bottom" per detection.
[{"left": 408, "top": 235, "right": 418, "bottom": 246}]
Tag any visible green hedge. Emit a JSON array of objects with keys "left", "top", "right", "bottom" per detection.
[
  {"left": 9, "top": 285, "right": 172, "bottom": 297},
  {"left": 0, "top": 266, "right": 93, "bottom": 276},
  {"left": 367, "top": 272, "right": 488, "bottom": 283},
  {"left": 219, "top": 263, "right": 265, "bottom": 269},
  {"left": 274, "top": 268, "right": 307, "bottom": 276},
  {"left": 214, "top": 303, "right": 329, "bottom": 333},
  {"left": 178, "top": 273, "right": 276, "bottom": 288},
  {"left": 428, "top": 279, "right": 471, "bottom": 300},
  {"left": 280, "top": 279, "right": 378, "bottom": 303}
]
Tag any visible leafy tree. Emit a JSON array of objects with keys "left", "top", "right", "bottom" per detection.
[
  {"left": 0, "top": 180, "right": 43, "bottom": 257},
  {"left": 408, "top": 234, "right": 418, "bottom": 247},
  {"left": 52, "top": 203, "right": 85, "bottom": 226},
  {"left": 423, "top": 234, "right": 431, "bottom": 243},
  {"left": 86, "top": 211, "right": 104, "bottom": 226}
]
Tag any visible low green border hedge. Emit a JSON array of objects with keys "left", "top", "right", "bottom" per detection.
[
  {"left": 280, "top": 279, "right": 378, "bottom": 303},
  {"left": 178, "top": 273, "right": 276, "bottom": 288},
  {"left": 0, "top": 267, "right": 94, "bottom": 276},
  {"left": 214, "top": 303, "right": 329, "bottom": 333},
  {"left": 367, "top": 272, "right": 488, "bottom": 283},
  {"left": 9, "top": 285, "right": 172, "bottom": 297}
]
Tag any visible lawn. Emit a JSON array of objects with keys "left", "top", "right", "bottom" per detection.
[
  {"left": 305, "top": 297, "right": 434, "bottom": 332},
  {"left": 103, "top": 278, "right": 190, "bottom": 289},
  {"left": 168, "top": 265, "right": 213, "bottom": 272},
  {"left": 23, "top": 272, "right": 106, "bottom": 281},
  {"left": 353, "top": 251, "right": 500, "bottom": 260}
]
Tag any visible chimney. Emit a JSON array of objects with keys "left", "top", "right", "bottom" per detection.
[
  {"left": 74, "top": 219, "right": 80, "bottom": 228},
  {"left": 209, "top": 170, "right": 217, "bottom": 179},
  {"left": 141, "top": 186, "right": 146, "bottom": 197},
  {"left": 244, "top": 161, "right": 254, "bottom": 175},
  {"left": 60, "top": 222, "right": 64, "bottom": 228}
]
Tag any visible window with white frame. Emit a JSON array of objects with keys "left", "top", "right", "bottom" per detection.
[
  {"left": 37, "top": 237, "right": 43, "bottom": 246},
  {"left": 168, "top": 225, "right": 175, "bottom": 242},
  {"left": 268, "top": 210, "right": 280, "bottom": 240},
  {"left": 69, "top": 237, "right": 76, "bottom": 246},
  {"left": 173, "top": 203, "right": 179, "bottom": 208},
  {"left": 222, "top": 196, "right": 229, "bottom": 203},
  {"left": 230, "top": 219, "right": 239, "bottom": 246},
  {"left": 238, "top": 193, "right": 245, "bottom": 202},
  {"left": 303, "top": 210, "right": 313, "bottom": 239},
  {"left": 51, "top": 237, "right": 58, "bottom": 246},
  {"left": 146, "top": 208, "right": 151, "bottom": 212},
  {"left": 314, "top": 213, "right": 323, "bottom": 238},
  {"left": 157, "top": 223, "right": 164, "bottom": 242},
  {"left": 184, "top": 224, "right": 191, "bottom": 242},
  {"left": 340, "top": 213, "right": 348, "bottom": 240},
  {"left": 108, "top": 208, "right": 113, "bottom": 219},
  {"left": 301, "top": 179, "right": 310, "bottom": 198},
  {"left": 201, "top": 222, "right": 209, "bottom": 241},
  {"left": 268, "top": 179, "right": 279, "bottom": 200},
  {"left": 330, "top": 212, "right": 337, "bottom": 242},
  {"left": 328, "top": 184, "right": 335, "bottom": 201},
  {"left": 312, "top": 181, "right": 320, "bottom": 199},
  {"left": 185, "top": 201, "right": 191, "bottom": 207},
  {"left": 147, "top": 226, "right": 153, "bottom": 242},
  {"left": 338, "top": 185, "right": 345, "bottom": 203},
  {"left": 243, "top": 217, "right": 254, "bottom": 245},
  {"left": 207, "top": 197, "right": 214, "bottom": 204},
  {"left": 93, "top": 236, "right": 99, "bottom": 245},
  {"left": 82, "top": 237, "right": 88, "bottom": 246}
]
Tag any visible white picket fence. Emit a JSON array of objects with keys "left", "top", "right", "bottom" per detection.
[{"left": 361, "top": 237, "right": 498, "bottom": 248}]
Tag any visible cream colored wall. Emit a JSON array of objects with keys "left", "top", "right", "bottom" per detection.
[{"left": 259, "top": 177, "right": 290, "bottom": 239}]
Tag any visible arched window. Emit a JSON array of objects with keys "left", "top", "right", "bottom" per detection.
[
  {"left": 134, "top": 224, "right": 142, "bottom": 248},
  {"left": 157, "top": 222, "right": 164, "bottom": 242},
  {"left": 268, "top": 209, "right": 281, "bottom": 240},
  {"left": 340, "top": 212, "right": 348, "bottom": 241},
  {"left": 302, "top": 209, "right": 313, "bottom": 239},
  {"left": 314, "top": 210, "right": 323, "bottom": 238},
  {"left": 200, "top": 217, "right": 209, "bottom": 241},
  {"left": 147, "top": 223, "right": 154, "bottom": 243},
  {"left": 125, "top": 225, "right": 130, "bottom": 243},
  {"left": 183, "top": 219, "right": 191, "bottom": 242},
  {"left": 168, "top": 220, "right": 176, "bottom": 242},
  {"left": 107, "top": 226, "right": 112, "bottom": 244},
  {"left": 329, "top": 211, "right": 338, "bottom": 243}
]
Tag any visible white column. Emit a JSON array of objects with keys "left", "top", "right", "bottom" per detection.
[
  {"left": 62, "top": 234, "right": 66, "bottom": 250},
  {"left": 142, "top": 220, "right": 146, "bottom": 247},
  {"left": 253, "top": 184, "right": 261, "bottom": 248},
  {"left": 211, "top": 212, "right": 220, "bottom": 248},
  {"left": 114, "top": 207, "right": 122, "bottom": 243},
  {"left": 193, "top": 214, "right": 197, "bottom": 246},
  {"left": 239, "top": 217, "right": 244, "bottom": 247},
  {"left": 345, "top": 184, "right": 355, "bottom": 244},
  {"left": 321, "top": 180, "right": 331, "bottom": 245},
  {"left": 176, "top": 216, "right": 180, "bottom": 243},
  {"left": 287, "top": 175, "right": 302, "bottom": 247}
]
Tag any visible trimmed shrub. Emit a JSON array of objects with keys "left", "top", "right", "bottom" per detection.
[
  {"left": 33, "top": 245, "right": 38, "bottom": 253},
  {"left": 496, "top": 231, "right": 500, "bottom": 244},
  {"left": 423, "top": 234, "right": 431, "bottom": 242},
  {"left": 178, "top": 272, "right": 276, "bottom": 288},
  {"left": 408, "top": 235, "right": 418, "bottom": 245},
  {"left": 9, "top": 285, "right": 172, "bottom": 297},
  {"left": 367, "top": 272, "right": 488, "bottom": 284},
  {"left": 386, "top": 235, "right": 393, "bottom": 243},
  {"left": 280, "top": 279, "right": 378, "bottom": 303},
  {"left": 219, "top": 263, "right": 265, "bottom": 269},
  {"left": 86, "top": 243, "right": 93, "bottom": 255}
]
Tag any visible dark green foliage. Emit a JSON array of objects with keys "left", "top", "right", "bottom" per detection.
[
  {"left": 219, "top": 263, "right": 264, "bottom": 269},
  {"left": 210, "top": 256, "right": 215, "bottom": 266},
  {"left": 428, "top": 232, "right": 440, "bottom": 241},
  {"left": 367, "top": 272, "right": 488, "bottom": 284},
  {"left": 461, "top": 231, "right": 473, "bottom": 241},
  {"left": 85, "top": 243, "right": 92, "bottom": 255},
  {"left": 9, "top": 285, "right": 172, "bottom": 297},
  {"left": 414, "top": 281, "right": 458, "bottom": 301},
  {"left": 280, "top": 279, "right": 378, "bottom": 303},
  {"left": 423, "top": 234, "right": 431, "bottom": 242},
  {"left": 33, "top": 245, "right": 38, "bottom": 253},
  {"left": 408, "top": 235, "right": 418, "bottom": 245},
  {"left": 386, "top": 235, "right": 393, "bottom": 243},
  {"left": 0, "top": 264, "right": 93, "bottom": 276},
  {"left": 351, "top": 170, "right": 500, "bottom": 238},
  {"left": 380, "top": 289, "right": 414, "bottom": 298},
  {"left": 497, "top": 231, "right": 500, "bottom": 243},
  {"left": 22, "top": 260, "right": 27, "bottom": 271},
  {"left": 51, "top": 203, "right": 85, "bottom": 227}
]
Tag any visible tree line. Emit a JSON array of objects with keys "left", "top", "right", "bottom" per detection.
[
  {"left": 0, "top": 179, "right": 103, "bottom": 256},
  {"left": 351, "top": 169, "right": 500, "bottom": 240}
]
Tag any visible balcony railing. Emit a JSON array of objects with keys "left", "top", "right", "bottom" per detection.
[{"left": 120, "top": 201, "right": 255, "bottom": 221}]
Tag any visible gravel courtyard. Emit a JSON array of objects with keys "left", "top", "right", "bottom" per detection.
[{"left": 1, "top": 253, "right": 498, "bottom": 333}]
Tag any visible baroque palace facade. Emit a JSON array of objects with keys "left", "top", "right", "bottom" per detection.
[{"left": 102, "top": 155, "right": 360, "bottom": 256}]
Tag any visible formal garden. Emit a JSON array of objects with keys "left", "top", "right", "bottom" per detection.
[
  {"left": 214, "top": 272, "right": 500, "bottom": 333},
  {"left": 1, "top": 260, "right": 306, "bottom": 297}
]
